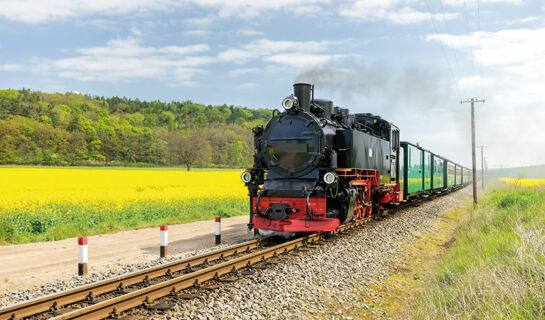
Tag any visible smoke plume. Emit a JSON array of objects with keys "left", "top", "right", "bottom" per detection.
[
  {"left": 295, "top": 63, "right": 473, "bottom": 164},
  {"left": 294, "top": 63, "right": 456, "bottom": 114}
]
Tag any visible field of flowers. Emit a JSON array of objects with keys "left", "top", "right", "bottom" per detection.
[
  {"left": 499, "top": 178, "right": 545, "bottom": 188},
  {"left": 0, "top": 167, "right": 247, "bottom": 244}
]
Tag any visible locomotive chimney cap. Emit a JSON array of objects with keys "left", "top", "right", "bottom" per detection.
[{"left": 293, "top": 83, "right": 313, "bottom": 112}]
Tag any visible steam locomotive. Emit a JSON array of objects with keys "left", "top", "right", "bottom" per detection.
[{"left": 242, "top": 83, "right": 470, "bottom": 236}]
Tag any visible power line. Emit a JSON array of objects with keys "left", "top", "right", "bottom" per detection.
[
  {"left": 437, "top": 0, "right": 463, "bottom": 78},
  {"left": 476, "top": 0, "right": 485, "bottom": 85},
  {"left": 425, "top": 0, "right": 466, "bottom": 102},
  {"left": 424, "top": 0, "right": 458, "bottom": 87},
  {"left": 463, "top": 0, "right": 477, "bottom": 77}
]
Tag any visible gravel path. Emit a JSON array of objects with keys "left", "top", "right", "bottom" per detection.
[
  {"left": 0, "top": 240, "right": 249, "bottom": 307},
  {"left": 0, "top": 188, "right": 469, "bottom": 319},
  {"left": 0, "top": 215, "right": 252, "bottom": 293},
  {"left": 155, "top": 188, "right": 470, "bottom": 319}
]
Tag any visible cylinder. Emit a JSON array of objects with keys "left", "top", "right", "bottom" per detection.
[
  {"left": 215, "top": 217, "right": 221, "bottom": 245},
  {"left": 78, "top": 237, "right": 88, "bottom": 276},
  {"left": 160, "top": 225, "right": 168, "bottom": 257},
  {"left": 293, "top": 83, "right": 312, "bottom": 112}
]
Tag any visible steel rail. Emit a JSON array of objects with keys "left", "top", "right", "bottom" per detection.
[{"left": 0, "top": 238, "right": 270, "bottom": 320}]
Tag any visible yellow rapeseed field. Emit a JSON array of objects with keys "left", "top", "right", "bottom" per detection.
[
  {"left": 0, "top": 168, "right": 246, "bottom": 211},
  {"left": 0, "top": 167, "right": 249, "bottom": 243},
  {"left": 499, "top": 178, "right": 545, "bottom": 188}
]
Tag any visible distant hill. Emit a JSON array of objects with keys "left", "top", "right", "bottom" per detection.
[
  {"left": 488, "top": 164, "right": 545, "bottom": 179},
  {"left": 0, "top": 88, "right": 272, "bottom": 169}
]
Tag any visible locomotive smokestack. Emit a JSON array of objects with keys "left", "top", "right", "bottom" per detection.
[{"left": 293, "top": 83, "right": 313, "bottom": 112}]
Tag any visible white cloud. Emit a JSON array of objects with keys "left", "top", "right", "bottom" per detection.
[
  {"left": 5, "top": 36, "right": 356, "bottom": 86},
  {"left": 194, "top": 0, "right": 329, "bottom": 19},
  {"left": 426, "top": 27, "right": 545, "bottom": 73},
  {"left": 457, "top": 76, "right": 496, "bottom": 90},
  {"left": 4, "top": 35, "right": 357, "bottom": 86},
  {"left": 73, "top": 37, "right": 210, "bottom": 57},
  {"left": 183, "top": 30, "right": 211, "bottom": 37},
  {"left": 505, "top": 16, "right": 541, "bottom": 26},
  {"left": 292, "top": 4, "right": 325, "bottom": 15},
  {"left": 131, "top": 27, "right": 143, "bottom": 36},
  {"left": 229, "top": 67, "right": 260, "bottom": 76},
  {"left": 264, "top": 53, "right": 351, "bottom": 67},
  {"left": 442, "top": 0, "right": 524, "bottom": 6},
  {"left": 183, "top": 16, "right": 216, "bottom": 28},
  {"left": 236, "top": 29, "right": 264, "bottom": 37},
  {"left": 24, "top": 37, "right": 213, "bottom": 86},
  {"left": 426, "top": 26, "right": 545, "bottom": 166},
  {"left": 237, "top": 82, "right": 258, "bottom": 89},
  {"left": 0, "top": 63, "right": 25, "bottom": 71},
  {"left": 0, "top": 0, "right": 176, "bottom": 24},
  {"left": 217, "top": 38, "right": 353, "bottom": 66},
  {"left": 0, "top": 0, "right": 330, "bottom": 24},
  {"left": 218, "top": 49, "right": 257, "bottom": 64},
  {"left": 339, "top": 0, "right": 459, "bottom": 24}
]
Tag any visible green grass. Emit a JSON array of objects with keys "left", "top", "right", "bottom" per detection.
[
  {"left": 412, "top": 184, "right": 545, "bottom": 319},
  {"left": 0, "top": 198, "right": 247, "bottom": 244}
]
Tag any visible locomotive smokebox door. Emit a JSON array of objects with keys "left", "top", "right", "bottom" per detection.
[{"left": 269, "top": 203, "right": 291, "bottom": 220}]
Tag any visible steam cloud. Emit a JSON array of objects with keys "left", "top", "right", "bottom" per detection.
[
  {"left": 294, "top": 63, "right": 456, "bottom": 115},
  {"left": 294, "top": 63, "right": 472, "bottom": 164}
]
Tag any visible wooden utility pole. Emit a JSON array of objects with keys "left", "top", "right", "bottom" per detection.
[
  {"left": 461, "top": 98, "right": 485, "bottom": 208},
  {"left": 479, "top": 145, "right": 487, "bottom": 190}
]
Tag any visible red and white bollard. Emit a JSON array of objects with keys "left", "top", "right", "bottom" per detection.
[
  {"left": 78, "top": 237, "right": 88, "bottom": 276},
  {"left": 215, "top": 217, "right": 221, "bottom": 245},
  {"left": 160, "top": 225, "right": 168, "bottom": 258}
]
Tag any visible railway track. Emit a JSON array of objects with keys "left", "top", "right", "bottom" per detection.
[
  {"left": 1, "top": 189, "right": 459, "bottom": 320},
  {"left": 0, "top": 237, "right": 276, "bottom": 320},
  {"left": 0, "top": 218, "right": 369, "bottom": 320}
]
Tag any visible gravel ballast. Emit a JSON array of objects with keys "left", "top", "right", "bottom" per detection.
[
  {"left": 155, "top": 188, "right": 470, "bottom": 319},
  {"left": 1, "top": 188, "right": 470, "bottom": 319}
]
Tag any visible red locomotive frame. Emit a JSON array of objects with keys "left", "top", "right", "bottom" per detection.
[{"left": 250, "top": 169, "right": 404, "bottom": 233}]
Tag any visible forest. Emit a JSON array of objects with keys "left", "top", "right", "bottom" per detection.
[{"left": 0, "top": 89, "right": 273, "bottom": 169}]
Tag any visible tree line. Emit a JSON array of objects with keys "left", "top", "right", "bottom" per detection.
[{"left": 0, "top": 89, "right": 273, "bottom": 169}]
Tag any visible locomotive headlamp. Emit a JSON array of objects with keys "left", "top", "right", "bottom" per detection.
[
  {"left": 241, "top": 171, "right": 252, "bottom": 183},
  {"left": 323, "top": 172, "right": 338, "bottom": 184},
  {"left": 282, "top": 95, "right": 298, "bottom": 110}
]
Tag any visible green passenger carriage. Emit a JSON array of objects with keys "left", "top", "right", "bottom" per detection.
[{"left": 400, "top": 142, "right": 469, "bottom": 198}]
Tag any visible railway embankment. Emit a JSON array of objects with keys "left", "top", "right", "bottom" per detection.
[
  {"left": 357, "top": 184, "right": 545, "bottom": 319},
  {"left": 411, "top": 185, "right": 545, "bottom": 319}
]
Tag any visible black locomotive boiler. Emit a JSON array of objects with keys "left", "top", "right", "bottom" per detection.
[{"left": 241, "top": 83, "right": 469, "bottom": 236}]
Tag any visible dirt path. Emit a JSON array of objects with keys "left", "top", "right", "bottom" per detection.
[{"left": 0, "top": 215, "right": 253, "bottom": 293}]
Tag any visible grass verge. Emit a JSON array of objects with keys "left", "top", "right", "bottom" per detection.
[
  {"left": 0, "top": 198, "right": 247, "bottom": 244},
  {"left": 412, "top": 185, "right": 545, "bottom": 319}
]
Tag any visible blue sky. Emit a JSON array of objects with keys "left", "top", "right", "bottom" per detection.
[{"left": 1, "top": 0, "right": 544, "bottom": 168}]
